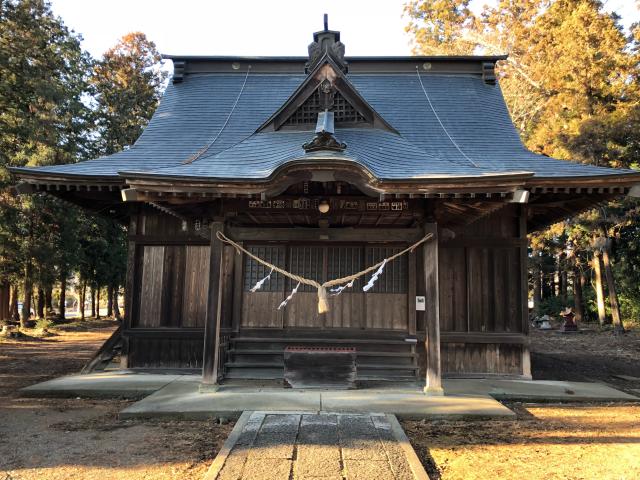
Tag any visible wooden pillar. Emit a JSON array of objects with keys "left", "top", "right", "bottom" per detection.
[
  {"left": 519, "top": 206, "right": 531, "bottom": 378},
  {"left": 423, "top": 222, "right": 443, "bottom": 396},
  {"left": 202, "top": 220, "right": 225, "bottom": 388},
  {"left": 121, "top": 210, "right": 138, "bottom": 368}
]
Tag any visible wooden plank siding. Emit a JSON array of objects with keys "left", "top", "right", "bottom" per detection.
[
  {"left": 436, "top": 205, "right": 529, "bottom": 377},
  {"left": 123, "top": 206, "right": 529, "bottom": 377},
  {"left": 136, "top": 245, "right": 210, "bottom": 329}
]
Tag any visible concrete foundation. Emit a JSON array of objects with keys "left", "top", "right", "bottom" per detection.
[{"left": 20, "top": 372, "right": 638, "bottom": 420}]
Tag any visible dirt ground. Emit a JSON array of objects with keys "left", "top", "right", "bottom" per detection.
[
  {"left": 404, "top": 324, "right": 640, "bottom": 480},
  {"left": 0, "top": 319, "right": 233, "bottom": 480},
  {"left": 1, "top": 319, "right": 639, "bottom": 480}
]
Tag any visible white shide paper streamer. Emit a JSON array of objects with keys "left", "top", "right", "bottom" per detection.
[
  {"left": 363, "top": 259, "right": 387, "bottom": 292},
  {"left": 278, "top": 282, "right": 301, "bottom": 310},
  {"left": 250, "top": 267, "right": 274, "bottom": 292},
  {"left": 330, "top": 279, "right": 355, "bottom": 296}
]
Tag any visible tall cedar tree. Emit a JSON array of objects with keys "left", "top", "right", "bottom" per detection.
[
  {"left": 0, "top": 0, "right": 91, "bottom": 325},
  {"left": 91, "top": 32, "right": 166, "bottom": 155},
  {"left": 80, "top": 33, "right": 166, "bottom": 318}
]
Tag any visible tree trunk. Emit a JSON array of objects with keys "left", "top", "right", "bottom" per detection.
[
  {"left": 21, "top": 262, "right": 34, "bottom": 327},
  {"left": 0, "top": 281, "right": 9, "bottom": 321},
  {"left": 592, "top": 251, "right": 608, "bottom": 325},
  {"left": 37, "top": 287, "right": 45, "bottom": 319},
  {"left": 602, "top": 241, "right": 624, "bottom": 334},
  {"left": 45, "top": 286, "right": 53, "bottom": 319},
  {"left": 59, "top": 271, "right": 67, "bottom": 321},
  {"left": 560, "top": 269, "right": 568, "bottom": 304},
  {"left": 113, "top": 286, "right": 122, "bottom": 321},
  {"left": 96, "top": 286, "right": 101, "bottom": 320},
  {"left": 91, "top": 286, "right": 96, "bottom": 318},
  {"left": 107, "top": 284, "right": 113, "bottom": 318},
  {"left": 532, "top": 263, "right": 542, "bottom": 315},
  {"left": 80, "top": 280, "right": 87, "bottom": 321},
  {"left": 573, "top": 266, "right": 584, "bottom": 324},
  {"left": 9, "top": 284, "right": 19, "bottom": 323}
]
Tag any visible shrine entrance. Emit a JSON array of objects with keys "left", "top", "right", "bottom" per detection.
[{"left": 240, "top": 243, "right": 411, "bottom": 331}]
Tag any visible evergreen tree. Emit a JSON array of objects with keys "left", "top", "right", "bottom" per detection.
[{"left": 405, "top": 0, "right": 640, "bottom": 327}]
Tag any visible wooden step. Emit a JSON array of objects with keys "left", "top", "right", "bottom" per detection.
[
  {"left": 227, "top": 348, "right": 416, "bottom": 358},
  {"left": 224, "top": 334, "right": 420, "bottom": 381},
  {"left": 230, "top": 337, "right": 416, "bottom": 345}
]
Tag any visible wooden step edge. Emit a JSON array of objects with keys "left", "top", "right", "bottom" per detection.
[
  {"left": 357, "top": 365, "right": 420, "bottom": 371},
  {"left": 225, "top": 362, "right": 284, "bottom": 368},
  {"left": 228, "top": 349, "right": 417, "bottom": 357},
  {"left": 225, "top": 362, "right": 419, "bottom": 371},
  {"left": 230, "top": 337, "right": 416, "bottom": 345}
]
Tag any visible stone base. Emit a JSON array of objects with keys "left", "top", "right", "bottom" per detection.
[
  {"left": 199, "top": 382, "right": 220, "bottom": 393},
  {"left": 423, "top": 386, "right": 445, "bottom": 396}
]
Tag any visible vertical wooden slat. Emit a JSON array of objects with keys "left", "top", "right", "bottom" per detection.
[
  {"left": 220, "top": 245, "right": 235, "bottom": 330},
  {"left": 231, "top": 242, "right": 244, "bottom": 332},
  {"left": 181, "top": 246, "right": 210, "bottom": 328},
  {"left": 202, "top": 221, "right": 225, "bottom": 386},
  {"left": 408, "top": 250, "right": 416, "bottom": 335},
  {"left": 423, "top": 222, "right": 443, "bottom": 395},
  {"left": 138, "top": 246, "right": 165, "bottom": 327}
]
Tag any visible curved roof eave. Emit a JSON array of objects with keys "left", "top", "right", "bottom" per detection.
[{"left": 118, "top": 156, "right": 536, "bottom": 194}]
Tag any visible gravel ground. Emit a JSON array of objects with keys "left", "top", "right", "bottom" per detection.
[
  {"left": 404, "top": 324, "right": 640, "bottom": 480},
  {"left": 0, "top": 319, "right": 233, "bottom": 480}
]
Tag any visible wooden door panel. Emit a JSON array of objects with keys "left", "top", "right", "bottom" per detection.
[
  {"left": 240, "top": 245, "right": 285, "bottom": 328},
  {"left": 365, "top": 294, "right": 408, "bottom": 330},
  {"left": 241, "top": 292, "right": 284, "bottom": 327},
  {"left": 326, "top": 292, "right": 365, "bottom": 328}
]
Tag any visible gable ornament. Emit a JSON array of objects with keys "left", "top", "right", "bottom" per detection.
[{"left": 303, "top": 110, "right": 346, "bottom": 153}]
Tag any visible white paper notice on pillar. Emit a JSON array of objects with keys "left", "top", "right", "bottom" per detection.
[{"left": 416, "top": 296, "right": 426, "bottom": 311}]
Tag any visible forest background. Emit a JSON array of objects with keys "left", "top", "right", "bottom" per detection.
[{"left": 1, "top": 0, "right": 639, "bottom": 332}]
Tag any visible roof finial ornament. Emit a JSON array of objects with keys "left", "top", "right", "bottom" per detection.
[
  {"left": 302, "top": 110, "right": 347, "bottom": 153},
  {"left": 306, "top": 15, "right": 347, "bottom": 73}
]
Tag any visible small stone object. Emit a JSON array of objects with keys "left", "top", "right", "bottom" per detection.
[{"left": 539, "top": 315, "right": 553, "bottom": 330}]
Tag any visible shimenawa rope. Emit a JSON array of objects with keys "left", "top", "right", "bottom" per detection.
[{"left": 216, "top": 231, "right": 433, "bottom": 313}]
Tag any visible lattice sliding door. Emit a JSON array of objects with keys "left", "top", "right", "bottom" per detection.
[
  {"left": 240, "top": 243, "right": 410, "bottom": 330},
  {"left": 240, "top": 245, "right": 286, "bottom": 328}
]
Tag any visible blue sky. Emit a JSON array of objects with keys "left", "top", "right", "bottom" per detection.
[{"left": 50, "top": 0, "right": 640, "bottom": 59}]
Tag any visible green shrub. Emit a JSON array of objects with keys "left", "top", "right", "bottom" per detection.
[
  {"left": 537, "top": 296, "right": 567, "bottom": 318},
  {"left": 35, "top": 317, "right": 54, "bottom": 330}
]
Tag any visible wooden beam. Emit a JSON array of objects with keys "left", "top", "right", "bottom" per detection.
[
  {"left": 201, "top": 221, "right": 226, "bottom": 387},
  {"left": 440, "top": 332, "right": 528, "bottom": 344},
  {"left": 423, "top": 222, "right": 443, "bottom": 395},
  {"left": 227, "top": 226, "right": 424, "bottom": 243}
]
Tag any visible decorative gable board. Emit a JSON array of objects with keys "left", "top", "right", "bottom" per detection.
[{"left": 257, "top": 58, "right": 397, "bottom": 134}]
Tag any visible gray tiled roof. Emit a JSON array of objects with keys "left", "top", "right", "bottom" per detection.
[{"left": 12, "top": 69, "right": 638, "bottom": 182}]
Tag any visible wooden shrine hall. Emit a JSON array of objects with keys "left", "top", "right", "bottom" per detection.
[{"left": 11, "top": 22, "right": 640, "bottom": 394}]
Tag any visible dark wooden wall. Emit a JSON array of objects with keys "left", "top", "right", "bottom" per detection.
[
  {"left": 123, "top": 204, "right": 530, "bottom": 378},
  {"left": 124, "top": 208, "right": 209, "bottom": 369},
  {"left": 435, "top": 204, "right": 530, "bottom": 378}
]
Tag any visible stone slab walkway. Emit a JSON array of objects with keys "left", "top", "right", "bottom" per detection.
[{"left": 205, "top": 411, "right": 429, "bottom": 480}]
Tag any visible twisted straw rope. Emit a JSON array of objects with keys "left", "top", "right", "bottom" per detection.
[{"left": 216, "top": 231, "right": 433, "bottom": 313}]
